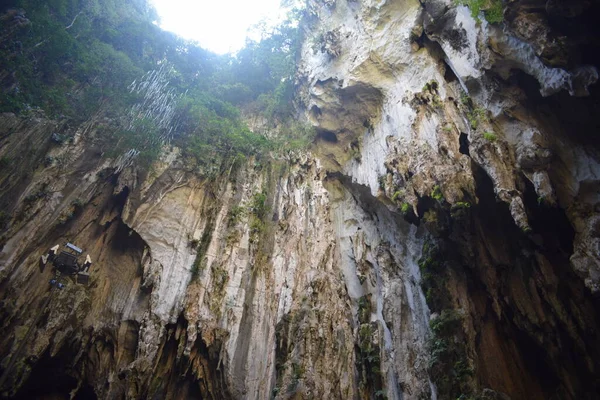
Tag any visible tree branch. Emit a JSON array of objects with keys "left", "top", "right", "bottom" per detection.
[
  {"left": 65, "top": 11, "right": 83, "bottom": 30},
  {"left": 33, "top": 11, "right": 83, "bottom": 48}
]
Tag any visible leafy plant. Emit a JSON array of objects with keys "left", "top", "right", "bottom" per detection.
[
  {"left": 228, "top": 205, "right": 246, "bottom": 227},
  {"left": 377, "top": 175, "right": 386, "bottom": 190},
  {"left": 422, "top": 80, "right": 439, "bottom": 93},
  {"left": 250, "top": 192, "right": 268, "bottom": 219},
  {"left": 483, "top": 132, "right": 497, "bottom": 142},
  {"left": 419, "top": 240, "right": 475, "bottom": 398},
  {"left": 467, "top": 108, "right": 486, "bottom": 130},
  {"left": 484, "top": 0, "right": 504, "bottom": 24},
  {"left": 356, "top": 295, "right": 383, "bottom": 397},
  {"left": 431, "top": 185, "right": 444, "bottom": 202},
  {"left": 190, "top": 225, "right": 213, "bottom": 279},
  {"left": 453, "top": 201, "right": 471, "bottom": 209},
  {"left": 455, "top": 0, "right": 504, "bottom": 24},
  {"left": 401, "top": 202, "right": 410, "bottom": 214},
  {"left": 1, "top": 0, "right": 310, "bottom": 173}
]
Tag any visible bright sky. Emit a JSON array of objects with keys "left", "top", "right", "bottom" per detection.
[{"left": 150, "top": 0, "right": 284, "bottom": 54}]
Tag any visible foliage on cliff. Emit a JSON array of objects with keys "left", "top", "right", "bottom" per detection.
[{"left": 0, "top": 0, "right": 310, "bottom": 166}]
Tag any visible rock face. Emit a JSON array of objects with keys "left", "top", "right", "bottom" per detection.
[{"left": 1, "top": 1, "right": 600, "bottom": 399}]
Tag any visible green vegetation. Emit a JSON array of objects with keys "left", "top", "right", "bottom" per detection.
[
  {"left": 428, "top": 310, "right": 474, "bottom": 398},
  {"left": 250, "top": 192, "right": 268, "bottom": 219},
  {"left": 467, "top": 108, "right": 486, "bottom": 130},
  {"left": 420, "top": 80, "right": 443, "bottom": 108},
  {"left": 419, "top": 240, "right": 450, "bottom": 310},
  {"left": 537, "top": 196, "right": 544, "bottom": 205},
  {"left": 349, "top": 146, "right": 361, "bottom": 161},
  {"left": 57, "top": 198, "right": 84, "bottom": 224},
  {"left": 23, "top": 185, "right": 49, "bottom": 204},
  {"left": 423, "top": 210, "right": 439, "bottom": 227},
  {"left": 460, "top": 92, "right": 470, "bottom": 106},
  {"left": 377, "top": 175, "right": 386, "bottom": 190},
  {"left": 356, "top": 295, "right": 384, "bottom": 398},
  {"left": 483, "top": 132, "right": 497, "bottom": 142},
  {"left": 459, "top": 92, "right": 488, "bottom": 131},
  {"left": 228, "top": 205, "right": 246, "bottom": 227},
  {"left": 401, "top": 202, "right": 410, "bottom": 214},
  {"left": 455, "top": 0, "right": 504, "bottom": 24},
  {"left": 287, "top": 362, "right": 304, "bottom": 392},
  {"left": 419, "top": 240, "right": 475, "bottom": 398},
  {"left": 484, "top": 0, "right": 504, "bottom": 24},
  {"left": 209, "top": 263, "right": 230, "bottom": 316},
  {"left": 451, "top": 201, "right": 471, "bottom": 219},
  {"left": 71, "top": 198, "right": 84, "bottom": 209},
  {"left": 431, "top": 185, "right": 444, "bottom": 202},
  {"left": 422, "top": 80, "right": 439, "bottom": 93},
  {"left": 191, "top": 224, "right": 214, "bottom": 279},
  {"left": 453, "top": 201, "right": 471, "bottom": 209},
  {"left": 249, "top": 191, "right": 269, "bottom": 244},
  {"left": 0, "top": 0, "right": 312, "bottom": 171}
]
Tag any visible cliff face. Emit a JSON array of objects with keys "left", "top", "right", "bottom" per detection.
[{"left": 1, "top": 1, "right": 600, "bottom": 399}]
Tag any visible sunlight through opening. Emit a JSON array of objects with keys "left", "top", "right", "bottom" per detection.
[{"left": 150, "top": 0, "right": 284, "bottom": 54}]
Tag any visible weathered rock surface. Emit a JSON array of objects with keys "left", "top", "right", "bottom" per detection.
[{"left": 1, "top": 0, "right": 600, "bottom": 399}]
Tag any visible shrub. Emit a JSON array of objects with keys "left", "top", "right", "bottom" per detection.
[
  {"left": 377, "top": 175, "right": 386, "bottom": 190},
  {"left": 431, "top": 185, "right": 444, "bottom": 202},
  {"left": 452, "top": 201, "right": 471, "bottom": 209},
  {"left": 467, "top": 108, "right": 486, "bottom": 130},
  {"left": 401, "top": 202, "right": 410, "bottom": 214},
  {"left": 228, "top": 205, "right": 246, "bottom": 227},
  {"left": 428, "top": 310, "right": 474, "bottom": 398},
  {"left": 250, "top": 192, "right": 268, "bottom": 220},
  {"left": 484, "top": 0, "right": 504, "bottom": 24},
  {"left": 422, "top": 80, "right": 439, "bottom": 93},
  {"left": 190, "top": 226, "right": 213, "bottom": 279},
  {"left": 456, "top": 0, "right": 504, "bottom": 24},
  {"left": 483, "top": 132, "right": 497, "bottom": 142}
]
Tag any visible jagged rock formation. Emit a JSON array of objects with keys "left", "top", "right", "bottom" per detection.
[{"left": 1, "top": 0, "right": 600, "bottom": 399}]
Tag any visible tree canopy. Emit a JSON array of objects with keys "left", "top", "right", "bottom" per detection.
[{"left": 0, "top": 0, "right": 312, "bottom": 167}]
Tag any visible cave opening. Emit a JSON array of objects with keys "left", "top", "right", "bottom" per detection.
[
  {"left": 110, "top": 220, "right": 146, "bottom": 254},
  {"left": 12, "top": 344, "right": 91, "bottom": 400},
  {"left": 73, "top": 383, "right": 98, "bottom": 400},
  {"left": 509, "top": 69, "right": 600, "bottom": 148},
  {"left": 545, "top": 0, "right": 600, "bottom": 68},
  {"left": 521, "top": 176, "right": 575, "bottom": 256},
  {"left": 467, "top": 163, "right": 600, "bottom": 397},
  {"left": 317, "top": 130, "right": 338, "bottom": 143},
  {"left": 443, "top": 60, "right": 459, "bottom": 84},
  {"left": 459, "top": 132, "right": 470, "bottom": 156}
]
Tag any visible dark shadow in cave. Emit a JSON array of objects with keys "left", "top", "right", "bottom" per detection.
[
  {"left": 509, "top": 69, "right": 600, "bottom": 149},
  {"left": 317, "top": 130, "right": 338, "bottom": 143},
  {"left": 521, "top": 176, "right": 575, "bottom": 255},
  {"left": 459, "top": 132, "right": 470, "bottom": 156},
  {"left": 468, "top": 163, "right": 600, "bottom": 398},
  {"left": 12, "top": 343, "right": 90, "bottom": 400}
]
